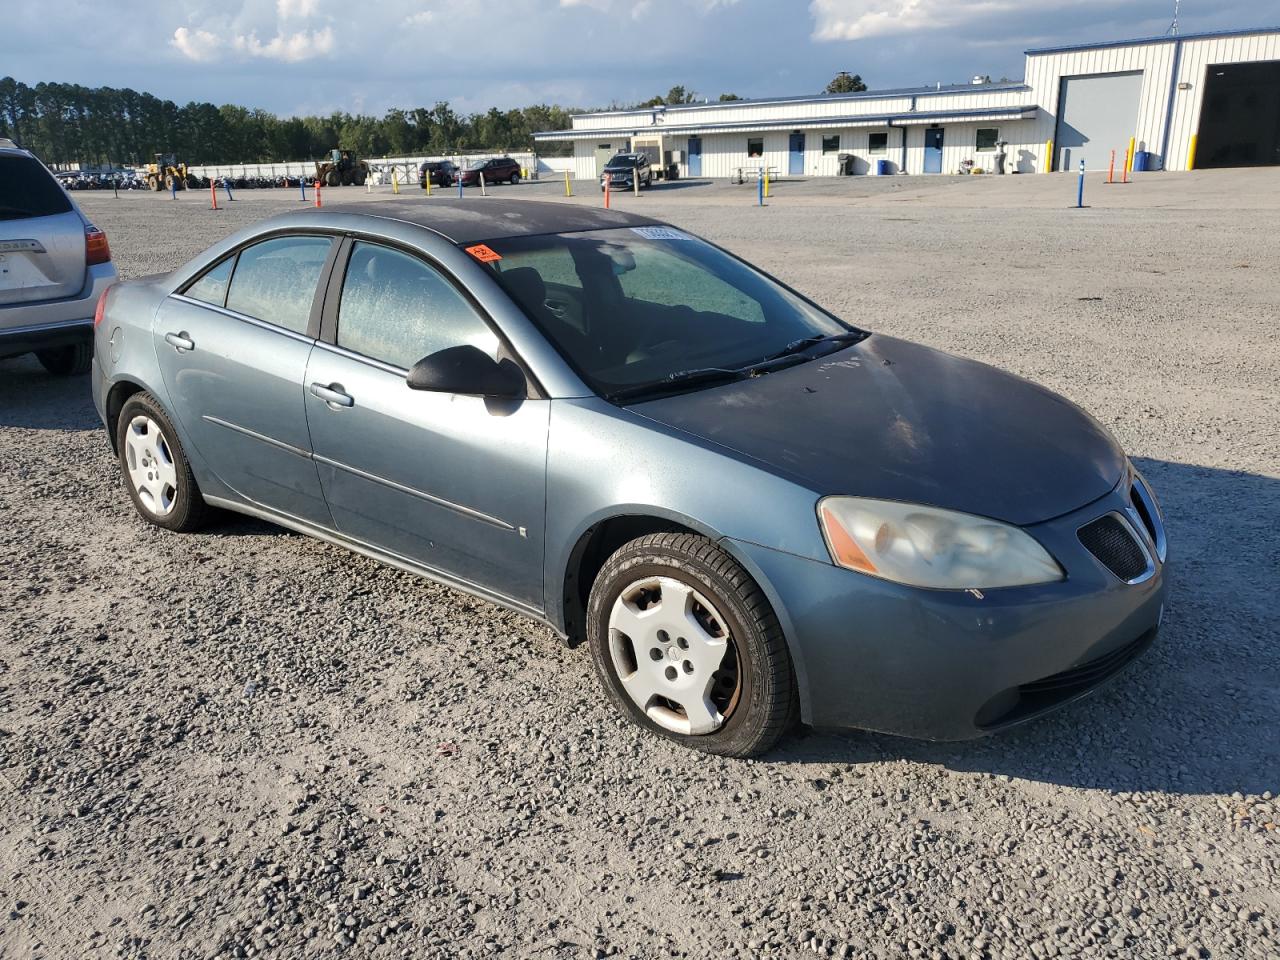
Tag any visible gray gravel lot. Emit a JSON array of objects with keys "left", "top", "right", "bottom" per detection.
[{"left": 1, "top": 172, "right": 1278, "bottom": 960}]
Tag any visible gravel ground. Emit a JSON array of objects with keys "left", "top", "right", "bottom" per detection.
[{"left": 1, "top": 172, "right": 1278, "bottom": 960}]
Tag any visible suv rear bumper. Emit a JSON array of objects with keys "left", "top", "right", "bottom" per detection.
[{"left": 0, "top": 262, "right": 115, "bottom": 357}]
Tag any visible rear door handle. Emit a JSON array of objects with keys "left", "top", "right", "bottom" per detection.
[
  {"left": 164, "top": 331, "right": 194, "bottom": 352},
  {"left": 309, "top": 382, "right": 354, "bottom": 408}
]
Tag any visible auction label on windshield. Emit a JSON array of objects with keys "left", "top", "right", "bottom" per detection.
[
  {"left": 630, "top": 226, "right": 691, "bottom": 241},
  {"left": 465, "top": 244, "right": 503, "bottom": 263}
]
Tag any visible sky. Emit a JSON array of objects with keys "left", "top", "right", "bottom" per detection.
[{"left": 2, "top": 0, "right": 1276, "bottom": 117}]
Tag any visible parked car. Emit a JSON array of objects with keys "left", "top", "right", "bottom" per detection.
[
  {"left": 455, "top": 157, "right": 522, "bottom": 186},
  {"left": 419, "top": 160, "right": 458, "bottom": 188},
  {"left": 600, "top": 153, "right": 653, "bottom": 191},
  {"left": 92, "top": 200, "right": 1167, "bottom": 758},
  {"left": 1, "top": 139, "right": 117, "bottom": 375}
]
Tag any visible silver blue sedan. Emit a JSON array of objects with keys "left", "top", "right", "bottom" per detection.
[{"left": 92, "top": 200, "right": 1167, "bottom": 757}]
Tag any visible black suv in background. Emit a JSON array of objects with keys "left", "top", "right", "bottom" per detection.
[
  {"left": 601, "top": 153, "right": 653, "bottom": 191},
  {"left": 419, "top": 160, "right": 458, "bottom": 187},
  {"left": 456, "top": 157, "right": 523, "bottom": 186}
]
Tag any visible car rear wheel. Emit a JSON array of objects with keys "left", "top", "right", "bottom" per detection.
[
  {"left": 36, "top": 340, "right": 92, "bottom": 376},
  {"left": 116, "top": 393, "right": 208, "bottom": 532},
  {"left": 587, "top": 533, "right": 796, "bottom": 757},
  {"left": 510, "top": 171, "right": 521, "bottom": 185}
]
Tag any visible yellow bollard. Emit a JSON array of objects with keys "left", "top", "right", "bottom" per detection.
[
  {"left": 1043, "top": 139, "right": 1053, "bottom": 173},
  {"left": 764, "top": 168, "right": 770, "bottom": 198},
  {"left": 425, "top": 172, "right": 431, "bottom": 197},
  {"left": 392, "top": 171, "right": 399, "bottom": 194},
  {"left": 1127, "top": 137, "right": 1136, "bottom": 174},
  {"left": 564, "top": 170, "right": 572, "bottom": 197},
  {"left": 1187, "top": 134, "right": 1198, "bottom": 171}
]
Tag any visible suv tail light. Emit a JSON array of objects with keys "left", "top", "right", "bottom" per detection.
[
  {"left": 93, "top": 287, "right": 110, "bottom": 330},
  {"left": 85, "top": 224, "right": 111, "bottom": 265}
]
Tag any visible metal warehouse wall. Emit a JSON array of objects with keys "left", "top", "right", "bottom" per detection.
[{"left": 1025, "top": 30, "right": 1280, "bottom": 171}]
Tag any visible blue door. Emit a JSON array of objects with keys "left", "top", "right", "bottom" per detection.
[
  {"left": 687, "top": 137, "right": 701, "bottom": 177},
  {"left": 924, "top": 128, "right": 944, "bottom": 173},
  {"left": 789, "top": 133, "right": 805, "bottom": 175}
]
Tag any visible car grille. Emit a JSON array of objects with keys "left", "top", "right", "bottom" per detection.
[
  {"left": 1018, "top": 630, "right": 1155, "bottom": 697},
  {"left": 1078, "top": 514, "right": 1149, "bottom": 582}
]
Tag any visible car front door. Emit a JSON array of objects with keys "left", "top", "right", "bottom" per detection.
[
  {"left": 303, "top": 239, "right": 549, "bottom": 610},
  {"left": 153, "top": 234, "right": 336, "bottom": 527}
]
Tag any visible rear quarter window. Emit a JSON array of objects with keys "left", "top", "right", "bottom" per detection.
[{"left": 0, "top": 155, "right": 75, "bottom": 220}]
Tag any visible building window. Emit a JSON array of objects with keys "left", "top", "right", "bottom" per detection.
[
  {"left": 822, "top": 135, "right": 840, "bottom": 153},
  {"left": 868, "top": 132, "right": 888, "bottom": 155},
  {"left": 746, "top": 137, "right": 764, "bottom": 158},
  {"left": 976, "top": 128, "right": 999, "bottom": 152}
]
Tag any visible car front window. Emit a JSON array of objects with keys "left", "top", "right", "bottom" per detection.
[{"left": 483, "top": 227, "right": 855, "bottom": 400}]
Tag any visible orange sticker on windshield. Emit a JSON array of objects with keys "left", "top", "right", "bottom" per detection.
[{"left": 465, "top": 244, "right": 502, "bottom": 263}]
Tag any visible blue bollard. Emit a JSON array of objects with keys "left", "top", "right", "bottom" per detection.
[
  {"left": 1076, "top": 159, "right": 1085, "bottom": 208},
  {"left": 170, "top": 178, "right": 177, "bottom": 200},
  {"left": 225, "top": 179, "right": 235, "bottom": 202},
  {"left": 299, "top": 178, "right": 307, "bottom": 202},
  {"left": 458, "top": 170, "right": 464, "bottom": 199},
  {"left": 758, "top": 167, "right": 764, "bottom": 206}
]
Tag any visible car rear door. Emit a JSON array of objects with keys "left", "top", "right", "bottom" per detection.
[
  {"left": 0, "top": 154, "right": 86, "bottom": 307},
  {"left": 153, "top": 233, "right": 338, "bottom": 527},
  {"left": 303, "top": 239, "right": 549, "bottom": 609}
]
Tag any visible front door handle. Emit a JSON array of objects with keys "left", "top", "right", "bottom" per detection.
[
  {"left": 310, "top": 382, "right": 354, "bottom": 408},
  {"left": 164, "top": 331, "right": 194, "bottom": 352}
]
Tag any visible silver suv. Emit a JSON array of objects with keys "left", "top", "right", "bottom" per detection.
[{"left": 1, "top": 139, "right": 117, "bottom": 375}]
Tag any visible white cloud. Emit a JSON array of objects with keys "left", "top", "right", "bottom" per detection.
[
  {"left": 402, "top": 10, "right": 436, "bottom": 26},
  {"left": 233, "top": 26, "right": 335, "bottom": 61},
  {"left": 171, "top": 26, "right": 222, "bottom": 61},
  {"left": 810, "top": 0, "right": 1056, "bottom": 41},
  {"left": 277, "top": 0, "right": 319, "bottom": 16}
]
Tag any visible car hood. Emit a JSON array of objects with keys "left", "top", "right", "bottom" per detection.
[{"left": 629, "top": 335, "right": 1126, "bottom": 526}]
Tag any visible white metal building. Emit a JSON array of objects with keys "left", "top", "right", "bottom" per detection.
[{"left": 534, "top": 26, "right": 1280, "bottom": 178}]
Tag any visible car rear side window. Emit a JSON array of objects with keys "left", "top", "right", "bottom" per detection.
[
  {"left": 224, "top": 235, "right": 332, "bottom": 336},
  {"left": 185, "top": 255, "right": 235, "bottom": 307},
  {"left": 0, "top": 155, "right": 74, "bottom": 220},
  {"left": 336, "top": 242, "right": 498, "bottom": 369}
]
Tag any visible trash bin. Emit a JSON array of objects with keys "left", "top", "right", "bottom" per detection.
[
  {"left": 1133, "top": 150, "right": 1151, "bottom": 172},
  {"left": 876, "top": 159, "right": 891, "bottom": 176},
  {"left": 837, "top": 152, "right": 856, "bottom": 176}
]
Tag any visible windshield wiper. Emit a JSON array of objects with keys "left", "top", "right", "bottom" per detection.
[
  {"left": 607, "top": 366, "right": 748, "bottom": 403},
  {"left": 750, "top": 330, "right": 867, "bottom": 369}
]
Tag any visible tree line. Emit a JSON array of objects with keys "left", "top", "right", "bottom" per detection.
[{"left": 0, "top": 74, "right": 864, "bottom": 168}]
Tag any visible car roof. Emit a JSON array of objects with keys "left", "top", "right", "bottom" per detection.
[{"left": 279, "top": 198, "right": 660, "bottom": 245}]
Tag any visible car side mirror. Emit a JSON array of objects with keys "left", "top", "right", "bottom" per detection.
[{"left": 406, "top": 345, "right": 526, "bottom": 399}]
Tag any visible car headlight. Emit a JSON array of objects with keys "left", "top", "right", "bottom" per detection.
[{"left": 817, "top": 497, "right": 1064, "bottom": 590}]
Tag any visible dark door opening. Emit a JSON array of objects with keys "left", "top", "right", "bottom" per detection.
[{"left": 1197, "top": 60, "right": 1280, "bottom": 169}]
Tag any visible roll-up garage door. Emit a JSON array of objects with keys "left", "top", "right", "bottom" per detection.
[{"left": 1054, "top": 72, "right": 1143, "bottom": 171}]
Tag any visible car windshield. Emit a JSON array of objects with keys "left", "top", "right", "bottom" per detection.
[
  {"left": 0, "top": 155, "right": 74, "bottom": 220},
  {"left": 466, "top": 160, "right": 487, "bottom": 170},
  {"left": 483, "top": 226, "right": 859, "bottom": 400},
  {"left": 607, "top": 155, "right": 637, "bottom": 167}
]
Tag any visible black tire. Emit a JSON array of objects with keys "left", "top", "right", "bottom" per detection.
[
  {"left": 510, "top": 172, "right": 521, "bottom": 185},
  {"left": 36, "top": 340, "right": 92, "bottom": 376},
  {"left": 587, "top": 533, "right": 796, "bottom": 757},
  {"left": 115, "top": 392, "right": 209, "bottom": 533}
]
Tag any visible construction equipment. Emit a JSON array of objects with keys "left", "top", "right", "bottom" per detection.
[
  {"left": 315, "top": 149, "right": 369, "bottom": 187},
  {"left": 144, "top": 154, "right": 193, "bottom": 192}
]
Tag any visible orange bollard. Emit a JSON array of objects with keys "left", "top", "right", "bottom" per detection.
[
  {"left": 315, "top": 181, "right": 322, "bottom": 208},
  {"left": 1107, "top": 150, "right": 1115, "bottom": 184},
  {"left": 603, "top": 174, "right": 610, "bottom": 210},
  {"left": 210, "top": 179, "right": 219, "bottom": 210}
]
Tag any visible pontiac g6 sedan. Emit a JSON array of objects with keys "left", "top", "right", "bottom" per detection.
[{"left": 92, "top": 200, "right": 1168, "bottom": 757}]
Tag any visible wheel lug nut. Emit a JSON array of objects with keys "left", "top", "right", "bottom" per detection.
[
  {"left": 649, "top": 648, "right": 663, "bottom": 662},
  {"left": 664, "top": 666, "right": 677, "bottom": 682},
  {"left": 682, "top": 661, "right": 694, "bottom": 674}
]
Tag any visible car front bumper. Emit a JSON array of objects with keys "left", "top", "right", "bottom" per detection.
[
  {"left": 0, "top": 262, "right": 116, "bottom": 357},
  {"left": 727, "top": 482, "right": 1168, "bottom": 740}
]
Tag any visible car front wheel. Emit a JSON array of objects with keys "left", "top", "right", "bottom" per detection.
[
  {"left": 116, "top": 393, "right": 208, "bottom": 532},
  {"left": 587, "top": 532, "right": 797, "bottom": 757},
  {"left": 510, "top": 171, "right": 521, "bottom": 185}
]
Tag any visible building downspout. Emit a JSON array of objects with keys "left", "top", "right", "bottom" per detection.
[{"left": 1158, "top": 37, "right": 1184, "bottom": 170}]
